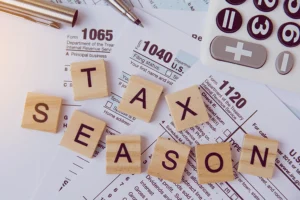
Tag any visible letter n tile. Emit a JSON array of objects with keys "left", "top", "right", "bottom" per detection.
[
  {"left": 147, "top": 137, "right": 191, "bottom": 183},
  {"left": 60, "top": 110, "right": 106, "bottom": 158},
  {"left": 238, "top": 134, "right": 278, "bottom": 178},
  {"left": 118, "top": 75, "right": 163, "bottom": 122},
  {"left": 106, "top": 135, "right": 141, "bottom": 174}
]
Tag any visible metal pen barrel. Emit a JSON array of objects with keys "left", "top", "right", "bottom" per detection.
[{"left": 0, "top": 0, "right": 78, "bottom": 27}]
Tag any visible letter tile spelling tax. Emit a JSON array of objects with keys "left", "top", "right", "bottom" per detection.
[
  {"left": 71, "top": 59, "right": 109, "bottom": 101},
  {"left": 238, "top": 134, "right": 279, "bottom": 178},
  {"left": 106, "top": 135, "right": 141, "bottom": 174},
  {"left": 60, "top": 110, "right": 106, "bottom": 158},
  {"left": 21, "top": 92, "right": 62, "bottom": 133},
  {"left": 118, "top": 75, "right": 163, "bottom": 122},
  {"left": 147, "top": 137, "right": 191, "bottom": 184},
  {"left": 196, "top": 143, "right": 234, "bottom": 184},
  {"left": 165, "top": 85, "right": 209, "bottom": 131}
]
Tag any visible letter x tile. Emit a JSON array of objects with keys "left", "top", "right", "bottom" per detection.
[
  {"left": 60, "top": 110, "right": 106, "bottom": 158},
  {"left": 118, "top": 75, "right": 163, "bottom": 122},
  {"left": 71, "top": 59, "right": 109, "bottom": 101},
  {"left": 165, "top": 85, "right": 209, "bottom": 131}
]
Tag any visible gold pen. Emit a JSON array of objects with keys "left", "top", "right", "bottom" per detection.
[{"left": 0, "top": 0, "right": 78, "bottom": 29}]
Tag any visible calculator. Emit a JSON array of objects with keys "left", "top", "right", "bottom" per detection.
[{"left": 201, "top": 0, "right": 300, "bottom": 93}]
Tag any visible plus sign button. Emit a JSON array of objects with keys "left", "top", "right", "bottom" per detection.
[
  {"left": 210, "top": 36, "right": 267, "bottom": 69},
  {"left": 216, "top": 8, "right": 243, "bottom": 33}
]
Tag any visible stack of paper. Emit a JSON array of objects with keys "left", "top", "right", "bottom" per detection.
[{"left": 0, "top": 1, "right": 299, "bottom": 199}]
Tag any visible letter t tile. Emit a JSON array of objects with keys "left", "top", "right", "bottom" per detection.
[{"left": 60, "top": 110, "right": 106, "bottom": 158}]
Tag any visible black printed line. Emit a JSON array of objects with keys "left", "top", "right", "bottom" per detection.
[
  {"left": 69, "top": 170, "right": 77, "bottom": 175},
  {"left": 66, "top": 49, "right": 110, "bottom": 53},
  {"left": 77, "top": 156, "right": 90, "bottom": 163},
  {"left": 73, "top": 163, "right": 84, "bottom": 169}
]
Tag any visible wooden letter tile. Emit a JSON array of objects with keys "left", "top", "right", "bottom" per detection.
[
  {"left": 60, "top": 110, "right": 106, "bottom": 158},
  {"left": 165, "top": 85, "right": 209, "bottom": 131},
  {"left": 118, "top": 75, "right": 163, "bottom": 122},
  {"left": 71, "top": 59, "right": 109, "bottom": 101},
  {"left": 106, "top": 135, "right": 141, "bottom": 174},
  {"left": 238, "top": 134, "right": 279, "bottom": 178},
  {"left": 147, "top": 137, "right": 191, "bottom": 183},
  {"left": 21, "top": 92, "right": 62, "bottom": 133},
  {"left": 196, "top": 143, "right": 234, "bottom": 184}
]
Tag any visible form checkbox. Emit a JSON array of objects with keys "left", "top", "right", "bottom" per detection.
[
  {"left": 216, "top": 137, "right": 223, "bottom": 143},
  {"left": 106, "top": 101, "right": 113, "bottom": 108},
  {"left": 165, "top": 70, "right": 172, "bottom": 77},
  {"left": 231, "top": 194, "right": 238, "bottom": 200},
  {"left": 223, "top": 129, "right": 231, "bottom": 137}
]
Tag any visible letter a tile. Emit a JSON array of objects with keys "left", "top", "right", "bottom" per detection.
[
  {"left": 238, "top": 134, "right": 279, "bottom": 178},
  {"left": 60, "top": 110, "right": 106, "bottom": 158},
  {"left": 165, "top": 85, "right": 209, "bottom": 131},
  {"left": 21, "top": 92, "right": 62, "bottom": 133},
  {"left": 147, "top": 137, "right": 191, "bottom": 183},
  {"left": 106, "top": 135, "right": 141, "bottom": 174},
  {"left": 118, "top": 75, "right": 163, "bottom": 122},
  {"left": 71, "top": 59, "right": 109, "bottom": 101},
  {"left": 196, "top": 143, "right": 234, "bottom": 184}
]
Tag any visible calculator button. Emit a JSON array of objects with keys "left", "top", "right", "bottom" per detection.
[
  {"left": 216, "top": 8, "right": 243, "bottom": 33},
  {"left": 247, "top": 15, "right": 273, "bottom": 40},
  {"left": 284, "top": 0, "right": 300, "bottom": 19},
  {"left": 226, "top": 0, "right": 247, "bottom": 5},
  {"left": 276, "top": 51, "right": 294, "bottom": 75},
  {"left": 277, "top": 22, "right": 300, "bottom": 47},
  {"left": 210, "top": 36, "right": 267, "bottom": 69},
  {"left": 253, "top": 0, "right": 278, "bottom": 12}
]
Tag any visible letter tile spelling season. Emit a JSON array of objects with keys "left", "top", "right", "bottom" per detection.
[
  {"left": 60, "top": 110, "right": 106, "bottom": 158},
  {"left": 21, "top": 92, "right": 62, "bottom": 133},
  {"left": 106, "top": 135, "right": 142, "bottom": 174},
  {"left": 147, "top": 137, "right": 191, "bottom": 184}
]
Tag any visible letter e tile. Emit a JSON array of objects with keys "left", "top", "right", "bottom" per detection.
[
  {"left": 118, "top": 75, "right": 163, "bottom": 122},
  {"left": 165, "top": 85, "right": 209, "bottom": 131},
  {"left": 60, "top": 110, "right": 106, "bottom": 158},
  {"left": 147, "top": 137, "right": 191, "bottom": 183},
  {"left": 71, "top": 59, "right": 109, "bottom": 101},
  {"left": 106, "top": 135, "right": 141, "bottom": 174},
  {"left": 238, "top": 134, "right": 279, "bottom": 178},
  {"left": 21, "top": 92, "right": 62, "bottom": 133},
  {"left": 196, "top": 143, "right": 234, "bottom": 184}
]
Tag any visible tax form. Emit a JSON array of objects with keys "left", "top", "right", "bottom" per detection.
[
  {"left": 31, "top": 8, "right": 205, "bottom": 200},
  {"left": 58, "top": 64, "right": 300, "bottom": 200}
]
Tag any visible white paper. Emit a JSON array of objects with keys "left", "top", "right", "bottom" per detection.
[
  {"left": 58, "top": 64, "right": 300, "bottom": 200},
  {"left": 31, "top": 8, "right": 205, "bottom": 200},
  {"left": 0, "top": 5, "right": 128, "bottom": 199}
]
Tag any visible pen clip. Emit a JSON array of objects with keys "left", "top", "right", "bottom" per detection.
[{"left": 0, "top": 6, "right": 61, "bottom": 29}]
